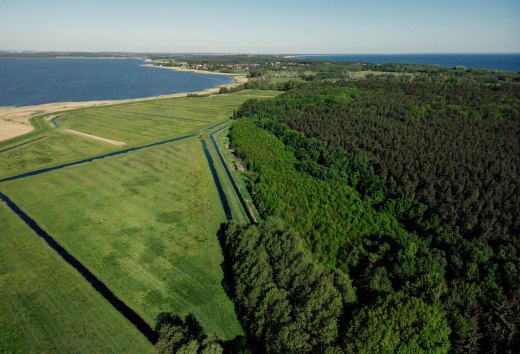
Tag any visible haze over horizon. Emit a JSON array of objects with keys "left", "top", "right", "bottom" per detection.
[{"left": 1, "top": 0, "right": 519, "bottom": 54}]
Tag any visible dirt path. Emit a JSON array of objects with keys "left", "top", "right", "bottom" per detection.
[{"left": 61, "top": 129, "right": 127, "bottom": 147}]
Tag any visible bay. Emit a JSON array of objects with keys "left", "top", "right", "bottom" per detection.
[{"left": 0, "top": 58, "right": 234, "bottom": 107}]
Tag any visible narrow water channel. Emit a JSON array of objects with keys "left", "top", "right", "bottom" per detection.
[
  {"left": 200, "top": 139, "right": 232, "bottom": 220},
  {"left": 209, "top": 132, "right": 255, "bottom": 224}
]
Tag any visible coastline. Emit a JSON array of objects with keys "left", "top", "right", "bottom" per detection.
[
  {"left": 141, "top": 63, "right": 246, "bottom": 78},
  {"left": 0, "top": 74, "right": 247, "bottom": 143}
]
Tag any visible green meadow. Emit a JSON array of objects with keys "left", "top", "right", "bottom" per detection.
[
  {"left": 1, "top": 138, "right": 242, "bottom": 340},
  {"left": 0, "top": 203, "right": 154, "bottom": 353},
  {"left": 0, "top": 89, "right": 282, "bottom": 350},
  {"left": 0, "top": 90, "right": 281, "bottom": 179}
]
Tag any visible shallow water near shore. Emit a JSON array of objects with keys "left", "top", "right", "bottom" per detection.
[{"left": 0, "top": 58, "right": 234, "bottom": 107}]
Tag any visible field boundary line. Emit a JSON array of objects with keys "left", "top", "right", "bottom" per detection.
[
  {"left": 206, "top": 119, "right": 231, "bottom": 131},
  {"left": 61, "top": 129, "right": 127, "bottom": 147},
  {"left": 0, "top": 192, "right": 158, "bottom": 344}
]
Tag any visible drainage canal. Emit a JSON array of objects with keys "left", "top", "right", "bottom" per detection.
[
  {"left": 200, "top": 139, "right": 232, "bottom": 220},
  {"left": 209, "top": 133, "right": 255, "bottom": 224}
]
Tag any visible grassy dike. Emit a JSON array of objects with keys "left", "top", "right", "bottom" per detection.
[{"left": 201, "top": 128, "right": 250, "bottom": 225}]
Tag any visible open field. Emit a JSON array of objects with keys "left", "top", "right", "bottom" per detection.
[
  {"left": 0, "top": 89, "right": 283, "bottom": 350},
  {"left": 0, "top": 202, "right": 155, "bottom": 353},
  {"left": 0, "top": 90, "right": 281, "bottom": 180},
  {"left": 55, "top": 91, "right": 280, "bottom": 146},
  {"left": 1, "top": 138, "right": 243, "bottom": 340},
  {"left": 0, "top": 128, "right": 113, "bottom": 179}
]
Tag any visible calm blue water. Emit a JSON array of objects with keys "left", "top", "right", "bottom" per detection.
[
  {"left": 291, "top": 54, "right": 520, "bottom": 72},
  {"left": 0, "top": 58, "right": 234, "bottom": 107}
]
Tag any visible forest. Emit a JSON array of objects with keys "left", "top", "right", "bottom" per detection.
[{"left": 221, "top": 71, "right": 520, "bottom": 353}]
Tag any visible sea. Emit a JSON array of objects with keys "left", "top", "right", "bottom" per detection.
[
  {"left": 289, "top": 54, "right": 520, "bottom": 72},
  {"left": 0, "top": 58, "right": 234, "bottom": 107}
]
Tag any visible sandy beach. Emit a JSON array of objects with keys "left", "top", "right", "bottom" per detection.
[{"left": 0, "top": 74, "right": 247, "bottom": 143}]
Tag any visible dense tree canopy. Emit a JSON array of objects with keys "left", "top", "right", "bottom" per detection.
[
  {"left": 225, "top": 73, "right": 519, "bottom": 352},
  {"left": 345, "top": 292, "right": 451, "bottom": 353},
  {"left": 222, "top": 218, "right": 356, "bottom": 352}
]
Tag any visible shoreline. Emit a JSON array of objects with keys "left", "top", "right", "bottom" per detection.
[
  {"left": 0, "top": 75, "right": 247, "bottom": 143},
  {"left": 141, "top": 63, "right": 244, "bottom": 77}
]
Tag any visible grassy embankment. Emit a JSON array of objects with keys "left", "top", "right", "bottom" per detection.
[{"left": 0, "top": 89, "right": 280, "bottom": 348}]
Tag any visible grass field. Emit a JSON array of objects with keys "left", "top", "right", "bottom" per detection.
[
  {"left": 0, "top": 89, "right": 282, "bottom": 349},
  {"left": 0, "top": 90, "right": 281, "bottom": 180},
  {"left": 0, "top": 203, "right": 155, "bottom": 353},
  {"left": 1, "top": 138, "right": 242, "bottom": 340},
  {"left": 55, "top": 90, "right": 280, "bottom": 146},
  {"left": 0, "top": 129, "right": 113, "bottom": 179}
]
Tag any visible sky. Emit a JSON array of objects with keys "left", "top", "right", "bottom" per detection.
[{"left": 0, "top": 0, "right": 519, "bottom": 54}]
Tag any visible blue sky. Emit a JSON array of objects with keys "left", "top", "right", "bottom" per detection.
[{"left": 1, "top": 0, "right": 519, "bottom": 53}]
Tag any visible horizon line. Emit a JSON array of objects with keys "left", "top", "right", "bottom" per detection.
[{"left": 1, "top": 50, "right": 520, "bottom": 56}]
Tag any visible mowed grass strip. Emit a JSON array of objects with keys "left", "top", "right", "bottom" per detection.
[
  {"left": 202, "top": 132, "right": 249, "bottom": 224},
  {"left": 59, "top": 110, "right": 206, "bottom": 145},
  {"left": 0, "top": 203, "right": 155, "bottom": 354},
  {"left": 1, "top": 138, "right": 243, "bottom": 340},
  {"left": 212, "top": 126, "right": 261, "bottom": 222}
]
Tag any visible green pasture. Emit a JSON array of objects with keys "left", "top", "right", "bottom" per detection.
[
  {"left": 0, "top": 90, "right": 280, "bottom": 181},
  {"left": 55, "top": 90, "right": 280, "bottom": 145},
  {"left": 0, "top": 89, "right": 282, "bottom": 349},
  {"left": 0, "top": 129, "right": 113, "bottom": 179},
  {"left": 0, "top": 203, "right": 154, "bottom": 353},
  {"left": 1, "top": 138, "right": 242, "bottom": 340}
]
